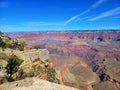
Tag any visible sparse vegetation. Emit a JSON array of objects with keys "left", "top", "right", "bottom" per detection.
[
  {"left": 0, "top": 53, "right": 8, "bottom": 61},
  {"left": 0, "top": 31, "right": 61, "bottom": 85},
  {"left": 33, "top": 45, "right": 41, "bottom": 49},
  {"left": 0, "top": 32, "right": 25, "bottom": 50},
  {"left": 33, "top": 65, "right": 42, "bottom": 73},
  {"left": 27, "top": 70, "right": 34, "bottom": 77},
  {"left": 12, "top": 41, "right": 24, "bottom": 51},
  {"left": 0, "top": 31, "right": 3, "bottom": 36},
  {"left": 0, "top": 37, "right": 6, "bottom": 48},
  {"left": 17, "top": 69, "right": 25, "bottom": 79},
  {"left": 47, "top": 67, "right": 56, "bottom": 82},
  {"left": 5, "top": 54, "right": 23, "bottom": 81},
  {"left": 0, "top": 77, "right": 7, "bottom": 84}
]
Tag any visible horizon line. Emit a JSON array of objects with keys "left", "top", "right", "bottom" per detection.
[{"left": 2, "top": 29, "right": 120, "bottom": 33}]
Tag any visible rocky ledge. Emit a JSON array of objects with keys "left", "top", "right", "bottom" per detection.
[{"left": 0, "top": 78, "right": 78, "bottom": 90}]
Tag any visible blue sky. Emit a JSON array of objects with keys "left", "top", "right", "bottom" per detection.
[{"left": 0, "top": 0, "right": 120, "bottom": 32}]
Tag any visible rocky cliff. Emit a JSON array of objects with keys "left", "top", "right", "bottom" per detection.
[
  {"left": 49, "top": 55, "right": 99, "bottom": 90},
  {"left": 3, "top": 30, "right": 120, "bottom": 90},
  {"left": 0, "top": 78, "right": 78, "bottom": 90},
  {"left": 0, "top": 49, "right": 49, "bottom": 63},
  {"left": 90, "top": 58, "right": 120, "bottom": 89},
  {"left": 0, "top": 32, "right": 61, "bottom": 89},
  {"left": 5, "top": 30, "right": 120, "bottom": 42}
]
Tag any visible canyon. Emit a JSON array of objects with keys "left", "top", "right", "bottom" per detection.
[{"left": 4, "top": 30, "right": 120, "bottom": 90}]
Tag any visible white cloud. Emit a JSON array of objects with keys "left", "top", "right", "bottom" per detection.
[
  {"left": 91, "top": 0, "right": 108, "bottom": 9},
  {"left": 75, "top": 16, "right": 93, "bottom": 22},
  {"left": 65, "top": 10, "right": 89, "bottom": 24},
  {"left": 88, "top": 7, "right": 120, "bottom": 21},
  {"left": 65, "top": 15, "right": 79, "bottom": 24},
  {"left": 65, "top": 0, "right": 108, "bottom": 24}
]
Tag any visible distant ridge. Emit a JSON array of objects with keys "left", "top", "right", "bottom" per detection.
[{"left": 2, "top": 29, "right": 120, "bottom": 33}]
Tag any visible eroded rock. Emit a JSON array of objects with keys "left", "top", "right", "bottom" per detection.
[{"left": 0, "top": 78, "right": 78, "bottom": 90}]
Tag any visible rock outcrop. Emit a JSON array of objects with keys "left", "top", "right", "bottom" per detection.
[
  {"left": 0, "top": 49, "right": 49, "bottom": 63},
  {"left": 3, "top": 30, "right": 120, "bottom": 90},
  {"left": 49, "top": 55, "right": 99, "bottom": 90},
  {"left": 0, "top": 78, "right": 78, "bottom": 90},
  {"left": 15, "top": 49, "right": 49, "bottom": 63},
  {"left": 90, "top": 58, "right": 120, "bottom": 89},
  {"left": 93, "top": 81, "right": 119, "bottom": 90}
]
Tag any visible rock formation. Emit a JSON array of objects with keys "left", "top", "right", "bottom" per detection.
[
  {"left": 49, "top": 55, "right": 99, "bottom": 90},
  {"left": 0, "top": 78, "right": 78, "bottom": 90},
  {"left": 93, "top": 81, "right": 119, "bottom": 90},
  {"left": 3, "top": 30, "right": 120, "bottom": 90},
  {"left": 0, "top": 48, "right": 49, "bottom": 63},
  {"left": 90, "top": 58, "right": 120, "bottom": 89}
]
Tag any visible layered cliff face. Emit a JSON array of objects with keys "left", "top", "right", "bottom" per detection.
[
  {"left": 5, "top": 31, "right": 120, "bottom": 60},
  {"left": 0, "top": 32, "right": 62, "bottom": 89},
  {"left": 93, "top": 81, "right": 119, "bottom": 90},
  {"left": 49, "top": 55, "right": 99, "bottom": 90},
  {"left": 5, "top": 30, "right": 120, "bottom": 41},
  {"left": 90, "top": 58, "right": 120, "bottom": 89},
  {"left": 4, "top": 30, "right": 120, "bottom": 90}
]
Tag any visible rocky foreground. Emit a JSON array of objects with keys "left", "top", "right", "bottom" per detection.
[
  {"left": 0, "top": 78, "right": 78, "bottom": 90},
  {"left": 0, "top": 32, "right": 79, "bottom": 90}
]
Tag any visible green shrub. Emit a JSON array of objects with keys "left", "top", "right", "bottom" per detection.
[
  {"left": 27, "top": 70, "right": 34, "bottom": 77},
  {"left": 47, "top": 67, "right": 56, "bottom": 82},
  {"left": 18, "top": 69, "right": 25, "bottom": 79},
  {"left": 0, "top": 34, "right": 25, "bottom": 51},
  {"left": 0, "top": 53, "right": 8, "bottom": 61},
  {"left": 0, "top": 77, "right": 8, "bottom": 84},
  {"left": 5, "top": 54, "right": 23, "bottom": 81},
  {"left": 0, "top": 37, "right": 6, "bottom": 48}
]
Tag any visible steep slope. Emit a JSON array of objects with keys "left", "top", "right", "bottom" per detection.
[
  {"left": 4, "top": 30, "right": 120, "bottom": 90},
  {"left": 0, "top": 32, "right": 59, "bottom": 86},
  {"left": 49, "top": 55, "right": 99, "bottom": 90}
]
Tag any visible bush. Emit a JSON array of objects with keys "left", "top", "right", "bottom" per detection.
[
  {"left": 27, "top": 70, "right": 34, "bottom": 77},
  {"left": 0, "top": 53, "right": 8, "bottom": 61},
  {"left": 0, "top": 34, "right": 25, "bottom": 51},
  {"left": 0, "top": 37, "right": 6, "bottom": 48},
  {"left": 18, "top": 69, "right": 25, "bottom": 79},
  {"left": 5, "top": 54, "right": 23, "bottom": 81},
  {"left": 47, "top": 68, "right": 56, "bottom": 82},
  {"left": 0, "top": 77, "right": 8, "bottom": 84},
  {"left": 33, "top": 46, "right": 41, "bottom": 49}
]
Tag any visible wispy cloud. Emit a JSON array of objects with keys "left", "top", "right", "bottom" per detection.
[
  {"left": 65, "top": 10, "right": 89, "bottom": 24},
  {"left": 88, "top": 7, "right": 120, "bottom": 21},
  {"left": 91, "top": 0, "right": 108, "bottom": 9},
  {"left": 65, "top": 15, "right": 79, "bottom": 24},
  {"left": 75, "top": 16, "right": 93, "bottom": 22},
  {"left": 23, "top": 22, "right": 66, "bottom": 26},
  {"left": 65, "top": 0, "right": 108, "bottom": 24},
  {"left": 0, "top": 1, "right": 8, "bottom": 8}
]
